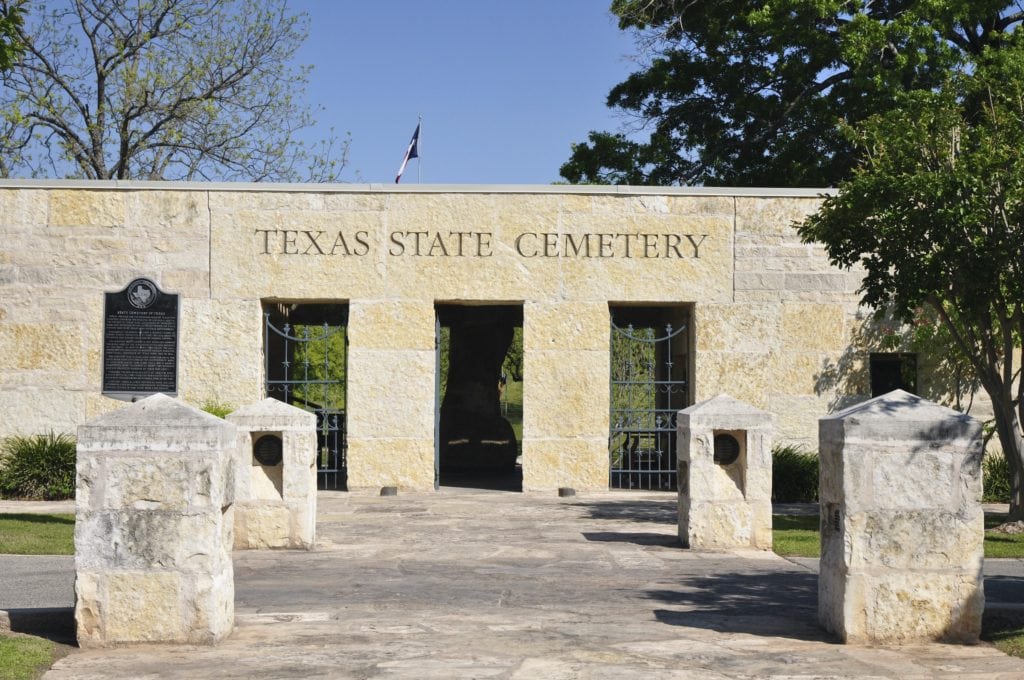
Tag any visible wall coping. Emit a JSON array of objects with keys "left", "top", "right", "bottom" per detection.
[{"left": 0, "top": 178, "right": 833, "bottom": 198}]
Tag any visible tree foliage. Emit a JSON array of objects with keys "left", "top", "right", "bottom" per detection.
[
  {"left": 502, "top": 327, "right": 523, "bottom": 382},
  {"left": 0, "top": 0, "right": 346, "bottom": 181},
  {"left": 0, "top": 0, "right": 24, "bottom": 71},
  {"left": 799, "top": 37, "right": 1024, "bottom": 520},
  {"left": 291, "top": 322, "right": 348, "bottom": 413},
  {"left": 562, "top": 0, "right": 1024, "bottom": 186}
]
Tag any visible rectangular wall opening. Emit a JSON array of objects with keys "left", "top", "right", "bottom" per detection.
[
  {"left": 869, "top": 352, "right": 917, "bottom": 397},
  {"left": 609, "top": 304, "right": 692, "bottom": 490},
  {"left": 435, "top": 303, "right": 523, "bottom": 491},
  {"left": 263, "top": 301, "right": 349, "bottom": 490}
]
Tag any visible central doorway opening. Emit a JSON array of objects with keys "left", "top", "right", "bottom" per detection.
[{"left": 435, "top": 303, "right": 523, "bottom": 491}]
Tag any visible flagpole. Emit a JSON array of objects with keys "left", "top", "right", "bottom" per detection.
[{"left": 417, "top": 114, "right": 422, "bottom": 184}]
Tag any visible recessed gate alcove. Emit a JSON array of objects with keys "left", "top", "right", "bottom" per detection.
[
  {"left": 609, "top": 304, "right": 692, "bottom": 490},
  {"left": 264, "top": 302, "right": 349, "bottom": 490},
  {"left": 435, "top": 303, "right": 523, "bottom": 491}
]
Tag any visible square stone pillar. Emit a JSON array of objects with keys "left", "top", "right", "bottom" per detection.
[
  {"left": 818, "top": 389, "right": 984, "bottom": 644},
  {"left": 227, "top": 398, "right": 317, "bottom": 550},
  {"left": 75, "top": 394, "right": 235, "bottom": 647},
  {"left": 677, "top": 394, "right": 773, "bottom": 550}
]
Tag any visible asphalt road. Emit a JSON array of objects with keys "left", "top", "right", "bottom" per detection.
[
  {"left": 0, "top": 555, "right": 75, "bottom": 610},
  {"left": 2, "top": 554, "right": 1019, "bottom": 614}
]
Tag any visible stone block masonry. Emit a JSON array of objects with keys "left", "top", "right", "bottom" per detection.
[
  {"left": 0, "top": 183, "right": 882, "bottom": 492},
  {"left": 227, "top": 398, "right": 317, "bottom": 550},
  {"left": 817, "top": 389, "right": 984, "bottom": 644},
  {"left": 74, "top": 394, "right": 235, "bottom": 647},
  {"left": 677, "top": 394, "right": 773, "bottom": 550}
]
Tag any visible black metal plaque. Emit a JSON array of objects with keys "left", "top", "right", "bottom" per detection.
[
  {"left": 253, "top": 435, "right": 283, "bottom": 466},
  {"left": 102, "top": 278, "right": 179, "bottom": 400},
  {"left": 713, "top": 434, "right": 741, "bottom": 466}
]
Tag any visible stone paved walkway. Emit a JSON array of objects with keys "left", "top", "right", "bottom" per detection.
[{"left": 37, "top": 490, "right": 1024, "bottom": 679}]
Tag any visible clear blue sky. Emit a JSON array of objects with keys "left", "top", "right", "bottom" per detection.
[{"left": 290, "top": 1, "right": 638, "bottom": 184}]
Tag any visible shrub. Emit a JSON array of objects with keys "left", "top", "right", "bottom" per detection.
[
  {"left": 772, "top": 444, "right": 819, "bottom": 503},
  {"left": 200, "top": 400, "right": 234, "bottom": 419},
  {"left": 983, "top": 454, "right": 1012, "bottom": 503},
  {"left": 0, "top": 432, "right": 77, "bottom": 500}
]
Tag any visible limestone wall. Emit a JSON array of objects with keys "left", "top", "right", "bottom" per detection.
[
  {"left": 695, "top": 197, "right": 867, "bottom": 449},
  {"left": 0, "top": 182, "right": 877, "bottom": 491},
  {"left": 0, "top": 187, "right": 262, "bottom": 435}
]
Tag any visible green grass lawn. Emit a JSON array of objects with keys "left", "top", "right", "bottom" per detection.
[
  {"left": 984, "top": 514, "right": 1024, "bottom": 558},
  {"left": 984, "top": 610, "right": 1024, "bottom": 658},
  {"left": 772, "top": 515, "right": 821, "bottom": 557},
  {"left": 773, "top": 514, "right": 1024, "bottom": 559},
  {"left": 0, "top": 634, "right": 58, "bottom": 680},
  {"left": 0, "top": 514, "right": 74, "bottom": 555}
]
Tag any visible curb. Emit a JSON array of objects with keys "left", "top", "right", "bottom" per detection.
[{"left": 0, "top": 501, "right": 76, "bottom": 515}]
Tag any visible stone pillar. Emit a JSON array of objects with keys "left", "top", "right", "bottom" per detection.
[
  {"left": 818, "top": 389, "right": 984, "bottom": 644},
  {"left": 74, "top": 394, "right": 235, "bottom": 647},
  {"left": 677, "top": 394, "right": 772, "bottom": 550},
  {"left": 226, "top": 398, "right": 317, "bottom": 550},
  {"left": 345, "top": 300, "right": 436, "bottom": 491},
  {"left": 521, "top": 300, "right": 610, "bottom": 492}
]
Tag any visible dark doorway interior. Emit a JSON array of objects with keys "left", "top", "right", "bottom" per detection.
[{"left": 436, "top": 304, "right": 523, "bottom": 491}]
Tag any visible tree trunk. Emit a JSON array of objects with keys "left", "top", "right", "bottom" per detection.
[{"left": 990, "top": 394, "right": 1024, "bottom": 522}]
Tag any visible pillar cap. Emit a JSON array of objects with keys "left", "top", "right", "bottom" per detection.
[
  {"left": 678, "top": 394, "right": 772, "bottom": 428},
  {"left": 226, "top": 397, "right": 317, "bottom": 428},
  {"left": 820, "top": 389, "right": 980, "bottom": 441},
  {"left": 78, "top": 393, "right": 235, "bottom": 449}
]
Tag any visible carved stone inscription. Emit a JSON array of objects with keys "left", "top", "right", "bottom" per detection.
[
  {"left": 255, "top": 229, "right": 709, "bottom": 259},
  {"left": 102, "top": 278, "right": 179, "bottom": 399}
]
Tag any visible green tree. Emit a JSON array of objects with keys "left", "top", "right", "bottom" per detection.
[
  {"left": 291, "top": 322, "right": 347, "bottom": 413},
  {"left": 0, "top": 0, "right": 346, "bottom": 180},
  {"left": 562, "top": 1, "right": 1023, "bottom": 187},
  {"left": 798, "top": 39, "right": 1024, "bottom": 523},
  {"left": 501, "top": 327, "right": 523, "bottom": 382},
  {"left": 0, "top": 1, "right": 24, "bottom": 71}
]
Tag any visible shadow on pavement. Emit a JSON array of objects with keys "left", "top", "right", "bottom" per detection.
[
  {"left": 985, "top": 574, "right": 1024, "bottom": 606},
  {"left": 571, "top": 497, "right": 677, "bottom": 524},
  {"left": 653, "top": 607, "right": 833, "bottom": 641},
  {"left": 3, "top": 607, "right": 76, "bottom": 645},
  {"left": 645, "top": 570, "right": 830, "bottom": 642},
  {"left": 581, "top": 531, "right": 679, "bottom": 547},
  {"left": 0, "top": 513, "right": 74, "bottom": 525}
]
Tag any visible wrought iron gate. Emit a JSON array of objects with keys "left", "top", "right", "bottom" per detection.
[
  {"left": 609, "top": 312, "right": 689, "bottom": 490},
  {"left": 264, "top": 305, "right": 348, "bottom": 490}
]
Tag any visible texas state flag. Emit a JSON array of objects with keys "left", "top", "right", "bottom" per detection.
[{"left": 395, "top": 123, "right": 420, "bottom": 183}]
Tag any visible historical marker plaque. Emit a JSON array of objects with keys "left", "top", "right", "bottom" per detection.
[
  {"left": 253, "top": 434, "right": 284, "bottom": 466},
  {"left": 102, "top": 278, "right": 179, "bottom": 400}
]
